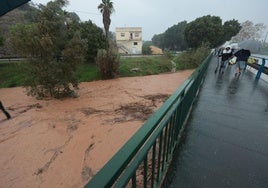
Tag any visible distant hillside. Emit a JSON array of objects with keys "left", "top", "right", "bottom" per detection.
[{"left": 0, "top": 3, "right": 38, "bottom": 57}]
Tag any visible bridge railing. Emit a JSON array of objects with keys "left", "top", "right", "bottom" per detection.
[
  {"left": 247, "top": 55, "right": 268, "bottom": 79},
  {"left": 84, "top": 54, "right": 212, "bottom": 188}
]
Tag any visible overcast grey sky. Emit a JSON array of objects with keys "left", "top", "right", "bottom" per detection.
[{"left": 31, "top": 0, "right": 268, "bottom": 41}]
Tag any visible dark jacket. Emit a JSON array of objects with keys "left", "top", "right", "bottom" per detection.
[
  {"left": 221, "top": 51, "right": 233, "bottom": 61},
  {"left": 234, "top": 49, "right": 251, "bottom": 62}
]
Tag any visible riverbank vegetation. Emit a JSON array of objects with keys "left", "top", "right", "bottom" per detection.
[{"left": 0, "top": 44, "right": 210, "bottom": 89}]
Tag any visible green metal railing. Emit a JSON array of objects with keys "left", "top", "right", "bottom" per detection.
[{"left": 85, "top": 54, "right": 212, "bottom": 188}]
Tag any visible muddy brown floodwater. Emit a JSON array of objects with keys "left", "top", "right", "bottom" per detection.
[{"left": 0, "top": 70, "right": 193, "bottom": 188}]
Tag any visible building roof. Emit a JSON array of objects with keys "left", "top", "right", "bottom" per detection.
[{"left": 116, "top": 27, "right": 142, "bottom": 32}]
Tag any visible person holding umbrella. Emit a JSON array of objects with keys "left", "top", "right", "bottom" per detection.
[
  {"left": 218, "top": 45, "right": 233, "bottom": 74},
  {"left": 234, "top": 49, "right": 251, "bottom": 77}
]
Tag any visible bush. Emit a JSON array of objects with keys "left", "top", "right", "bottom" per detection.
[
  {"left": 96, "top": 49, "right": 119, "bottom": 79},
  {"left": 174, "top": 44, "right": 210, "bottom": 69},
  {"left": 142, "top": 44, "right": 152, "bottom": 55},
  {"left": 8, "top": 1, "right": 85, "bottom": 99}
]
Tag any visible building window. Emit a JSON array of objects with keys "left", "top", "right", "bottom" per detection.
[
  {"left": 134, "top": 42, "right": 138, "bottom": 45},
  {"left": 130, "top": 33, "right": 133, "bottom": 39},
  {"left": 120, "top": 33, "right": 125, "bottom": 37},
  {"left": 135, "top": 33, "right": 139, "bottom": 37}
]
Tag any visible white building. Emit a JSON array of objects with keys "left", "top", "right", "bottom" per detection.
[{"left": 115, "top": 27, "right": 142, "bottom": 54}]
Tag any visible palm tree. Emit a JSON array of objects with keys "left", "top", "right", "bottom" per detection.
[{"left": 98, "top": 0, "right": 114, "bottom": 39}]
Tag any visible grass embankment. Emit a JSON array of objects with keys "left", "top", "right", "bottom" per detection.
[
  {"left": 119, "top": 56, "right": 172, "bottom": 77},
  {"left": 0, "top": 56, "right": 171, "bottom": 88},
  {"left": 0, "top": 62, "right": 26, "bottom": 88},
  {"left": 0, "top": 47, "right": 210, "bottom": 88}
]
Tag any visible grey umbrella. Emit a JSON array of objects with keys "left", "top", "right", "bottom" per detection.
[
  {"left": 237, "top": 40, "right": 262, "bottom": 54},
  {"left": 0, "top": 0, "right": 30, "bottom": 17}
]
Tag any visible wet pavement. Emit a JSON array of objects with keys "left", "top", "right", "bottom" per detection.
[{"left": 163, "top": 56, "right": 268, "bottom": 188}]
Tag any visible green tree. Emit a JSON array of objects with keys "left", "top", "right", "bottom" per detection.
[
  {"left": 96, "top": 48, "right": 119, "bottom": 79},
  {"left": 23, "top": 3, "right": 41, "bottom": 23},
  {"left": 174, "top": 44, "right": 210, "bottom": 69},
  {"left": 222, "top": 19, "right": 241, "bottom": 42},
  {"left": 164, "top": 21, "right": 188, "bottom": 51},
  {"left": 80, "top": 20, "right": 107, "bottom": 63},
  {"left": 152, "top": 33, "right": 165, "bottom": 49},
  {"left": 9, "top": 0, "right": 85, "bottom": 98},
  {"left": 184, "top": 15, "right": 224, "bottom": 48},
  {"left": 142, "top": 42, "right": 152, "bottom": 55},
  {"left": 152, "top": 21, "right": 188, "bottom": 51},
  {"left": 98, "top": 0, "right": 114, "bottom": 39},
  {"left": 66, "top": 12, "right": 80, "bottom": 23}
]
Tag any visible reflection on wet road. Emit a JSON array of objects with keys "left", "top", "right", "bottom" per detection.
[{"left": 163, "top": 56, "right": 268, "bottom": 188}]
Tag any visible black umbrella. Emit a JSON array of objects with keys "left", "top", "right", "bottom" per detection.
[
  {"left": 0, "top": 0, "right": 30, "bottom": 16},
  {"left": 234, "top": 49, "right": 251, "bottom": 61},
  {"left": 238, "top": 40, "right": 262, "bottom": 54}
]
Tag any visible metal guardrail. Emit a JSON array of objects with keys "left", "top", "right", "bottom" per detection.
[
  {"left": 247, "top": 55, "right": 268, "bottom": 79},
  {"left": 84, "top": 54, "right": 212, "bottom": 188}
]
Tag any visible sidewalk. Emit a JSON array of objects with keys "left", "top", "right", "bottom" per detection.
[{"left": 164, "top": 56, "right": 268, "bottom": 188}]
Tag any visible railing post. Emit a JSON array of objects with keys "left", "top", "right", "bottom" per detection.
[{"left": 256, "top": 58, "right": 266, "bottom": 79}]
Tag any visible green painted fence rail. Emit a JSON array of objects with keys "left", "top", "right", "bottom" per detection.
[{"left": 85, "top": 54, "right": 212, "bottom": 188}]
